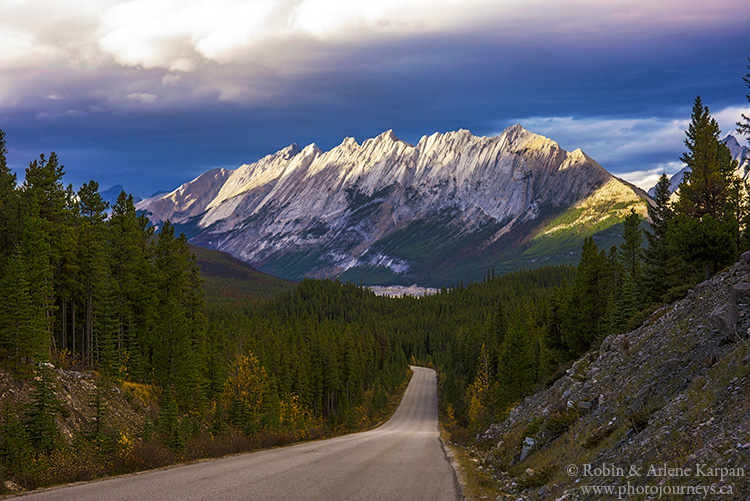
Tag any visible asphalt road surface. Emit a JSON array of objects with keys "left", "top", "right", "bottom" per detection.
[{"left": 18, "top": 366, "right": 460, "bottom": 501}]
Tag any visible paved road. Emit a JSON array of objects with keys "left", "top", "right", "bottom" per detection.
[{"left": 19, "top": 366, "right": 460, "bottom": 501}]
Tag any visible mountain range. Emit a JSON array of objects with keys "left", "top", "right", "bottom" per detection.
[{"left": 136, "top": 125, "right": 649, "bottom": 286}]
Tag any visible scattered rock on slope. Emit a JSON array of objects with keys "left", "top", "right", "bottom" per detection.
[{"left": 474, "top": 252, "right": 750, "bottom": 500}]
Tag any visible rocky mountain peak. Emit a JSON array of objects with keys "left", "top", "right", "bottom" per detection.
[
  {"left": 724, "top": 133, "right": 741, "bottom": 150},
  {"left": 137, "top": 125, "right": 648, "bottom": 284},
  {"left": 379, "top": 129, "right": 400, "bottom": 142},
  {"left": 502, "top": 123, "right": 529, "bottom": 139},
  {"left": 281, "top": 142, "right": 303, "bottom": 159},
  {"left": 137, "top": 167, "right": 232, "bottom": 224}
]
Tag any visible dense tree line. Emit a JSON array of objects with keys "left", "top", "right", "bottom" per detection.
[
  {"left": 0, "top": 139, "right": 206, "bottom": 407},
  {"left": 252, "top": 88, "right": 750, "bottom": 438},
  {"left": 1, "top": 58, "right": 749, "bottom": 488},
  {"left": 0, "top": 133, "right": 411, "bottom": 489}
]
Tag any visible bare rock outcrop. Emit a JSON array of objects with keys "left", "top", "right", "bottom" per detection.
[{"left": 475, "top": 256, "right": 750, "bottom": 499}]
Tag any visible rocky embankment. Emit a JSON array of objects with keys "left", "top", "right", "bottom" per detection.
[
  {"left": 0, "top": 366, "right": 158, "bottom": 445},
  {"left": 473, "top": 254, "right": 750, "bottom": 499},
  {"left": 0, "top": 364, "right": 159, "bottom": 492}
]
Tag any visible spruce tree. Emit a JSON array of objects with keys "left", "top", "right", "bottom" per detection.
[
  {"left": 1, "top": 205, "right": 56, "bottom": 368},
  {"left": 607, "top": 276, "right": 640, "bottom": 335},
  {"left": 644, "top": 173, "right": 679, "bottom": 302},
  {"left": 543, "top": 287, "right": 567, "bottom": 352},
  {"left": 123, "top": 312, "right": 144, "bottom": 381},
  {"left": 0, "top": 129, "right": 19, "bottom": 273},
  {"left": 77, "top": 181, "right": 110, "bottom": 367},
  {"left": 151, "top": 222, "right": 207, "bottom": 410},
  {"left": 22, "top": 153, "right": 66, "bottom": 222},
  {"left": 620, "top": 209, "right": 644, "bottom": 280},
  {"left": 95, "top": 278, "right": 120, "bottom": 378},
  {"left": 493, "top": 301, "right": 508, "bottom": 348},
  {"left": 89, "top": 378, "right": 109, "bottom": 447},
  {"left": 676, "top": 96, "right": 737, "bottom": 220},
  {"left": 673, "top": 96, "right": 739, "bottom": 279},
  {"left": 496, "top": 320, "right": 535, "bottom": 410},
  {"left": 25, "top": 365, "right": 62, "bottom": 456},
  {"left": 0, "top": 249, "right": 44, "bottom": 373},
  {"left": 22, "top": 153, "right": 73, "bottom": 313},
  {"left": 157, "top": 387, "right": 182, "bottom": 451},
  {"left": 108, "top": 191, "right": 153, "bottom": 381},
  {"left": 0, "top": 404, "right": 32, "bottom": 478},
  {"left": 563, "top": 237, "right": 609, "bottom": 354}
]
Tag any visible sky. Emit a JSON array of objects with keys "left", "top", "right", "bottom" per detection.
[{"left": 1, "top": 0, "right": 750, "bottom": 198}]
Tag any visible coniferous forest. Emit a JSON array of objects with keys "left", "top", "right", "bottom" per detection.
[{"left": 1, "top": 62, "right": 750, "bottom": 490}]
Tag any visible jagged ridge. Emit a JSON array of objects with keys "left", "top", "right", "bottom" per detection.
[{"left": 137, "top": 125, "right": 649, "bottom": 285}]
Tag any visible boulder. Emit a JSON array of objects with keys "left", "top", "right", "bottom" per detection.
[
  {"left": 4, "top": 481, "right": 23, "bottom": 492},
  {"left": 577, "top": 400, "right": 593, "bottom": 413},
  {"left": 520, "top": 437, "right": 536, "bottom": 461},
  {"left": 709, "top": 303, "right": 739, "bottom": 336},
  {"left": 731, "top": 281, "right": 750, "bottom": 305}
]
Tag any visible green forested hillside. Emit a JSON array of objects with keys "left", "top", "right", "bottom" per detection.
[
  {"left": 0, "top": 132, "right": 411, "bottom": 491},
  {"left": 189, "top": 244, "right": 295, "bottom": 306},
  {"left": 1, "top": 88, "right": 748, "bottom": 492}
]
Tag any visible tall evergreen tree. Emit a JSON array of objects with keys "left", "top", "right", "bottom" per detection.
[
  {"left": 157, "top": 387, "right": 182, "bottom": 451},
  {"left": 1, "top": 205, "right": 57, "bottom": 367},
  {"left": 88, "top": 378, "right": 109, "bottom": 446},
  {"left": 676, "top": 96, "right": 737, "bottom": 221},
  {"left": 151, "top": 222, "right": 207, "bottom": 410},
  {"left": 543, "top": 286, "right": 567, "bottom": 353},
  {"left": 673, "top": 96, "right": 739, "bottom": 279},
  {"left": 95, "top": 279, "right": 120, "bottom": 378},
  {"left": 21, "top": 152, "right": 77, "bottom": 356},
  {"left": 607, "top": 276, "right": 640, "bottom": 335},
  {"left": 77, "top": 181, "right": 110, "bottom": 366},
  {"left": 643, "top": 173, "right": 679, "bottom": 301},
  {"left": 496, "top": 319, "right": 535, "bottom": 410},
  {"left": 493, "top": 301, "right": 508, "bottom": 348},
  {"left": 25, "top": 365, "right": 62, "bottom": 456},
  {"left": 108, "top": 191, "right": 154, "bottom": 381},
  {"left": 736, "top": 54, "right": 750, "bottom": 251},
  {"left": 620, "top": 209, "right": 644, "bottom": 280},
  {"left": 0, "top": 249, "right": 44, "bottom": 373},
  {"left": 563, "top": 237, "right": 610, "bottom": 354},
  {"left": 0, "top": 129, "right": 19, "bottom": 272},
  {"left": 21, "top": 153, "right": 67, "bottom": 225}
]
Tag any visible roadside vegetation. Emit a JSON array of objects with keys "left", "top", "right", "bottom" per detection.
[
  {"left": 1, "top": 56, "right": 749, "bottom": 495},
  {"left": 0, "top": 133, "right": 411, "bottom": 491}
]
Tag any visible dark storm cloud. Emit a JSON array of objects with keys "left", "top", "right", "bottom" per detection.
[{"left": 1, "top": 0, "right": 749, "bottom": 195}]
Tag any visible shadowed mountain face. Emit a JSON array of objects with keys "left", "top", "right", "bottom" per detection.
[{"left": 138, "top": 125, "right": 648, "bottom": 286}]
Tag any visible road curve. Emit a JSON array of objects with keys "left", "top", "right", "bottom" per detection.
[{"left": 18, "top": 366, "right": 460, "bottom": 501}]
